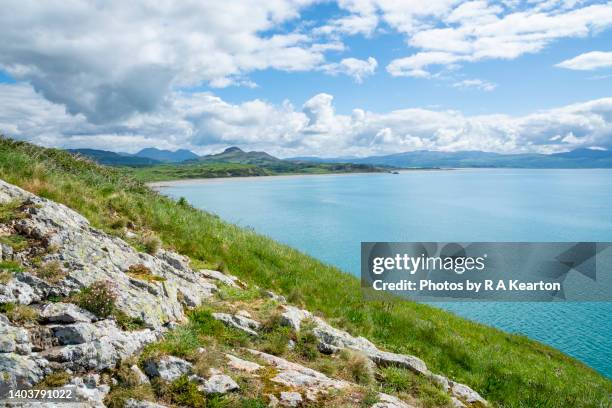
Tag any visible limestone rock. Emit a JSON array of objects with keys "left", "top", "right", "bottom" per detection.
[
  {"left": 248, "top": 349, "right": 349, "bottom": 394},
  {"left": 51, "top": 322, "right": 98, "bottom": 345},
  {"left": 44, "top": 322, "right": 159, "bottom": 372},
  {"left": 125, "top": 399, "right": 170, "bottom": 408},
  {"left": 130, "top": 364, "right": 150, "bottom": 385},
  {"left": 0, "top": 179, "right": 217, "bottom": 329},
  {"left": 71, "top": 374, "right": 110, "bottom": 407},
  {"left": 143, "top": 355, "right": 193, "bottom": 382},
  {"left": 200, "top": 374, "right": 240, "bottom": 394},
  {"left": 225, "top": 354, "right": 262, "bottom": 373},
  {"left": 373, "top": 393, "right": 416, "bottom": 408},
  {"left": 279, "top": 391, "right": 302, "bottom": 407},
  {"left": 40, "top": 303, "right": 95, "bottom": 324},
  {"left": 0, "top": 278, "right": 39, "bottom": 304},
  {"left": 199, "top": 269, "right": 244, "bottom": 288},
  {"left": 0, "top": 353, "right": 49, "bottom": 389},
  {"left": 212, "top": 312, "right": 260, "bottom": 336},
  {"left": 0, "top": 320, "right": 31, "bottom": 354},
  {"left": 280, "top": 305, "right": 428, "bottom": 374},
  {"left": 451, "top": 381, "right": 487, "bottom": 405}
]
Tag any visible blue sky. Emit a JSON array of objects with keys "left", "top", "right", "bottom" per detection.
[{"left": 0, "top": 1, "right": 611, "bottom": 156}]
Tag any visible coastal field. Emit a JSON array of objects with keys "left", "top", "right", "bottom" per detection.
[{"left": 1, "top": 137, "right": 611, "bottom": 407}]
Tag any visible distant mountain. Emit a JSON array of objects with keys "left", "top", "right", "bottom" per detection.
[
  {"left": 198, "top": 146, "right": 284, "bottom": 166},
  {"left": 135, "top": 147, "right": 199, "bottom": 163},
  {"left": 293, "top": 148, "right": 612, "bottom": 168},
  {"left": 68, "top": 149, "right": 161, "bottom": 166}
]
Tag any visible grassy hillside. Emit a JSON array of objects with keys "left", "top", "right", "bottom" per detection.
[
  {"left": 128, "top": 158, "right": 390, "bottom": 182},
  {"left": 0, "top": 137, "right": 610, "bottom": 407}
]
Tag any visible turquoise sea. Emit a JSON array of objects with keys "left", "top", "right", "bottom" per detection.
[{"left": 156, "top": 169, "right": 612, "bottom": 377}]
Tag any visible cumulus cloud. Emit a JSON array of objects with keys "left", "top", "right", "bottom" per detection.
[
  {"left": 556, "top": 51, "right": 612, "bottom": 70},
  {"left": 2, "top": 83, "right": 611, "bottom": 157},
  {"left": 365, "top": 1, "right": 612, "bottom": 77},
  {"left": 452, "top": 79, "right": 497, "bottom": 91},
  {"left": 0, "top": 0, "right": 347, "bottom": 122},
  {"left": 320, "top": 57, "right": 378, "bottom": 83}
]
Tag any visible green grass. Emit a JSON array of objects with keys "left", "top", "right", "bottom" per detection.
[{"left": 0, "top": 136, "right": 610, "bottom": 407}]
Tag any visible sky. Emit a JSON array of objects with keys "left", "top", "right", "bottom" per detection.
[{"left": 0, "top": 0, "right": 611, "bottom": 157}]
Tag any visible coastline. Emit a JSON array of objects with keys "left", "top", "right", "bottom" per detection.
[{"left": 146, "top": 168, "right": 448, "bottom": 189}]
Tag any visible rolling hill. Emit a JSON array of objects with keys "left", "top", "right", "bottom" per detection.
[{"left": 291, "top": 148, "right": 612, "bottom": 168}]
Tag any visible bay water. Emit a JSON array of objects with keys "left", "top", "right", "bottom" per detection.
[{"left": 156, "top": 169, "right": 612, "bottom": 377}]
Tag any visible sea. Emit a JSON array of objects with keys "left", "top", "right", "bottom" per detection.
[{"left": 155, "top": 169, "right": 612, "bottom": 377}]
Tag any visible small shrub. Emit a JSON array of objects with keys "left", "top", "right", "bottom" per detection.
[
  {"left": 165, "top": 375, "right": 206, "bottom": 408},
  {"left": 142, "top": 234, "right": 161, "bottom": 255},
  {"left": 295, "top": 320, "right": 319, "bottom": 361},
  {"left": 379, "top": 366, "right": 413, "bottom": 393},
  {"left": 0, "top": 260, "right": 23, "bottom": 283},
  {"left": 127, "top": 263, "right": 165, "bottom": 282},
  {"left": 114, "top": 309, "right": 147, "bottom": 331},
  {"left": 340, "top": 350, "right": 375, "bottom": 385},
  {"left": 0, "top": 303, "right": 39, "bottom": 325},
  {"left": 104, "top": 385, "right": 155, "bottom": 408},
  {"left": 0, "top": 199, "right": 25, "bottom": 224},
  {"left": 260, "top": 326, "right": 292, "bottom": 356},
  {"left": 36, "top": 371, "right": 71, "bottom": 388},
  {"left": 360, "top": 388, "right": 380, "bottom": 407},
  {"left": 0, "top": 235, "right": 28, "bottom": 252},
  {"left": 73, "top": 280, "right": 116, "bottom": 318},
  {"left": 141, "top": 326, "right": 201, "bottom": 360},
  {"left": 313, "top": 358, "right": 338, "bottom": 377},
  {"left": 34, "top": 260, "right": 67, "bottom": 283}
]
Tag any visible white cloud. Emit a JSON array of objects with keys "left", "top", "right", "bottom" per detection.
[
  {"left": 0, "top": 0, "right": 351, "bottom": 122},
  {"left": 367, "top": 1, "right": 612, "bottom": 77},
  {"left": 556, "top": 51, "right": 612, "bottom": 70},
  {"left": 2, "top": 83, "right": 611, "bottom": 157},
  {"left": 320, "top": 57, "right": 378, "bottom": 83},
  {"left": 452, "top": 78, "right": 497, "bottom": 91}
]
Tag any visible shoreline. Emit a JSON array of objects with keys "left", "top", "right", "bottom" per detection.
[{"left": 146, "top": 168, "right": 448, "bottom": 188}]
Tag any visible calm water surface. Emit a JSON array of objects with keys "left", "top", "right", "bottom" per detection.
[{"left": 157, "top": 169, "right": 612, "bottom": 377}]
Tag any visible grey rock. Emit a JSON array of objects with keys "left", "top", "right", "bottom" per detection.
[
  {"left": 200, "top": 374, "right": 239, "bottom": 394},
  {"left": 451, "top": 397, "right": 467, "bottom": 408},
  {"left": 280, "top": 305, "right": 427, "bottom": 374},
  {"left": 279, "top": 391, "right": 302, "bottom": 407},
  {"left": 0, "top": 278, "right": 39, "bottom": 304},
  {"left": 0, "top": 179, "right": 217, "bottom": 329},
  {"left": 247, "top": 349, "right": 349, "bottom": 394},
  {"left": 0, "top": 320, "right": 31, "bottom": 354},
  {"left": 451, "top": 381, "right": 487, "bottom": 405},
  {"left": 264, "top": 290, "right": 286, "bottom": 303},
  {"left": 44, "top": 322, "right": 159, "bottom": 372},
  {"left": 40, "top": 302, "right": 95, "bottom": 324},
  {"left": 212, "top": 312, "right": 260, "bottom": 336},
  {"left": 373, "top": 393, "right": 416, "bottom": 408},
  {"left": 225, "top": 354, "right": 262, "bottom": 373},
  {"left": 51, "top": 322, "right": 97, "bottom": 345},
  {"left": 130, "top": 364, "right": 150, "bottom": 385},
  {"left": 125, "top": 399, "right": 170, "bottom": 408},
  {"left": 0, "top": 353, "right": 49, "bottom": 389},
  {"left": 143, "top": 355, "right": 193, "bottom": 382},
  {"left": 199, "top": 269, "right": 243, "bottom": 288},
  {"left": 70, "top": 374, "right": 110, "bottom": 407}
]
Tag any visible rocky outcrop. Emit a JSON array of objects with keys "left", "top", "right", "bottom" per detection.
[
  {"left": 0, "top": 179, "right": 217, "bottom": 329},
  {"left": 279, "top": 304, "right": 486, "bottom": 406},
  {"left": 143, "top": 356, "right": 193, "bottom": 382},
  {"left": 0, "top": 178, "right": 488, "bottom": 408},
  {"left": 0, "top": 179, "right": 218, "bottom": 401},
  {"left": 212, "top": 312, "right": 261, "bottom": 336}
]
